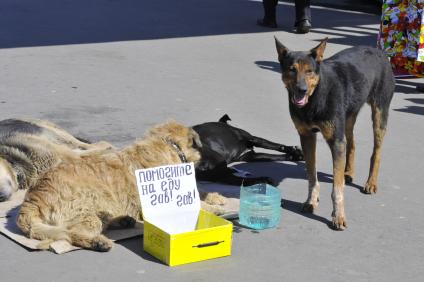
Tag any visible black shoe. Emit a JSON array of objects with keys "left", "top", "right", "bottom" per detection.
[
  {"left": 257, "top": 19, "right": 277, "bottom": 28},
  {"left": 417, "top": 84, "right": 424, "bottom": 92},
  {"left": 295, "top": 19, "right": 311, "bottom": 34}
]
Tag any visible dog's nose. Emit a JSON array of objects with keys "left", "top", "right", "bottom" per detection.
[
  {"left": 296, "top": 80, "right": 308, "bottom": 93},
  {"left": 295, "top": 89, "right": 308, "bottom": 98},
  {"left": 0, "top": 179, "right": 15, "bottom": 201},
  {"left": 0, "top": 188, "right": 12, "bottom": 201}
]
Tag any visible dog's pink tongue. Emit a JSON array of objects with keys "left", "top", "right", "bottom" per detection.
[{"left": 294, "top": 95, "right": 307, "bottom": 106}]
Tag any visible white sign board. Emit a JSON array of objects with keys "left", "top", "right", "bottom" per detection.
[{"left": 135, "top": 162, "right": 200, "bottom": 234}]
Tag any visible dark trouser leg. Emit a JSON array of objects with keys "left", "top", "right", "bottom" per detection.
[
  {"left": 264, "top": 0, "right": 278, "bottom": 22},
  {"left": 258, "top": 0, "right": 278, "bottom": 27},
  {"left": 295, "top": 0, "right": 311, "bottom": 23},
  {"left": 294, "top": 0, "right": 311, "bottom": 33}
]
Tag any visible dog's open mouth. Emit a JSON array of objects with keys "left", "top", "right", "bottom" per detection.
[{"left": 292, "top": 94, "right": 308, "bottom": 107}]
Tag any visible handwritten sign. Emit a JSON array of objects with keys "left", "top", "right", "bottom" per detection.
[{"left": 135, "top": 163, "right": 200, "bottom": 234}]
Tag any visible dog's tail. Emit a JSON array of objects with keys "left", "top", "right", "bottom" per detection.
[
  {"left": 218, "top": 114, "right": 231, "bottom": 123},
  {"left": 16, "top": 201, "right": 70, "bottom": 250}
]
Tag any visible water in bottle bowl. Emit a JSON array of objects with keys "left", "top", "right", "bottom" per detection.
[{"left": 239, "top": 183, "right": 281, "bottom": 230}]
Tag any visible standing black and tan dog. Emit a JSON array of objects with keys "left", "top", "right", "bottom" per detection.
[{"left": 274, "top": 37, "right": 395, "bottom": 230}]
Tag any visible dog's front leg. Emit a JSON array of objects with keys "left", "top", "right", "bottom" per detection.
[
  {"left": 328, "top": 139, "right": 347, "bottom": 230},
  {"left": 299, "top": 133, "right": 320, "bottom": 213}
]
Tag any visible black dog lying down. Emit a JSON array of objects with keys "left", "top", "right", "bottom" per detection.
[{"left": 192, "top": 114, "right": 303, "bottom": 186}]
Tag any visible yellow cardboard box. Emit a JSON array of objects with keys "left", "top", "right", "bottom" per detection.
[{"left": 144, "top": 209, "right": 233, "bottom": 266}]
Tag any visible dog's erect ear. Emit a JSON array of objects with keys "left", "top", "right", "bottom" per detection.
[
  {"left": 310, "top": 37, "right": 328, "bottom": 63},
  {"left": 190, "top": 130, "right": 202, "bottom": 148},
  {"left": 274, "top": 36, "right": 289, "bottom": 60},
  {"left": 218, "top": 114, "right": 231, "bottom": 123}
]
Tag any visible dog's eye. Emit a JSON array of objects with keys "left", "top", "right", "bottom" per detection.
[{"left": 289, "top": 66, "right": 296, "bottom": 73}]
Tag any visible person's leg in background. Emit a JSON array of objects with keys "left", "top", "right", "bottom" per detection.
[
  {"left": 257, "top": 0, "right": 278, "bottom": 28},
  {"left": 295, "top": 0, "right": 312, "bottom": 33}
]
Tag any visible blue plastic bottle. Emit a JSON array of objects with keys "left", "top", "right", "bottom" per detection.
[{"left": 239, "top": 183, "right": 281, "bottom": 229}]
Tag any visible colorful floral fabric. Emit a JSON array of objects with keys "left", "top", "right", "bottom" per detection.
[
  {"left": 417, "top": 11, "right": 424, "bottom": 61},
  {"left": 378, "top": 0, "right": 424, "bottom": 76}
]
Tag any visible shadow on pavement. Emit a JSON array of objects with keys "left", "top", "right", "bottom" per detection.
[
  {"left": 234, "top": 158, "right": 363, "bottom": 192},
  {"left": 1, "top": 0, "right": 378, "bottom": 49},
  {"left": 255, "top": 61, "right": 281, "bottom": 74},
  {"left": 116, "top": 236, "right": 166, "bottom": 264},
  {"left": 232, "top": 161, "right": 361, "bottom": 228},
  {"left": 281, "top": 198, "right": 331, "bottom": 226},
  {"left": 394, "top": 104, "right": 424, "bottom": 116},
  {"left": 393, "top": 81, "right": 424, "bottom": 116},
  {"left": 395, "top": 79, "right": 424, "bottom": 94}
]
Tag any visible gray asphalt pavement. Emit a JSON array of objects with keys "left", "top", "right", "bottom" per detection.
[{"left": 0, "top": 1, "right": 423, "bottom": 281}]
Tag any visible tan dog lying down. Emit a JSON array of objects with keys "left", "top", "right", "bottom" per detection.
[
  {"left": 0, "top": 118, "right": 113, "bottom": 201},
  {"left": 17, "top": 121, "right": 226, "bottom": 252}
]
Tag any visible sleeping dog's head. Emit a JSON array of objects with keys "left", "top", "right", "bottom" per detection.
[
  {"left": 274, "top": 37, "right": 328, "bottom": 108},
  {"left": 146, "top": 120, "right": 203, "bottom": 164},
  {"left": 0, "top": 158, "right": 18, "bottom": 201}
]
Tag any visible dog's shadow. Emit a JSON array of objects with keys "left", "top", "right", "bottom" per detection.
[
  {"left": 255, "top": 61, "right": 281, "bottom": 74},
  {"left": 201, "top": 161, "right": 362, "bottom": 230},
  {"left": 233, "top": 161, "right": 362, "bottom": 191},
  {"left": 280, "top": 198, "right": 331, "bottom": 226}
]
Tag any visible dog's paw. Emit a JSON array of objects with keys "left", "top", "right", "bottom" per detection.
[
  {"left": 344, "top": 175, "right": 353, "bottom": 184},
  {"left": 118, "top": 216, "right": 136, "bottom": 228},
  {"left": 91, "top": 235, "right": 113, "bottom": 252},
  {"left": 300, "top": 201, "right": 318, "bottom": 213},
  {"left": 283, "top": 146, "right": 304, "bottom": 161},
  {"left": 202, "top": 192, "right": 227, "bottom": 206},
  {"left": 291, "top": 147, "right": 304, "bottom": 161},
  {"left": 201, "top": 202, "right": 226, "bottom": 215},
  {"left": 363, "top": 182, "right": 377, "bottom": 194},
  {"left": 330, "top": 213, "right": 347, "bottom": 231},
  {"left": 36, "top": 239, "right": 54, "bottom": 250}
]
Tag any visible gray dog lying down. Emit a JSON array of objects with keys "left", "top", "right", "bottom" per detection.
[
  {"left": 0, "top": 118, "right": 113, "bottom": 201},
  {"left": 17, "top": 120, "right": 227, "bottom": 252}
]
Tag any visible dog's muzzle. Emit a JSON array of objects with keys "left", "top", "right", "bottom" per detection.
[
  {"left": 291, "top": 90, "right": 308, "bottom": 107},
  {"left": 0, "top": 179, "right": 14, "bottom": 201}
]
